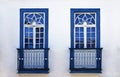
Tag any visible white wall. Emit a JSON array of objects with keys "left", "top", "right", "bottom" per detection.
[{"left": 0, "top": 0, "right": 120, "bottom": 77}]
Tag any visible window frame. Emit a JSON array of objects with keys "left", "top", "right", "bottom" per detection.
[
  {"left": 70, "top": 8, "right": 102, "bottom": 73},
  {"left": 18, "top": 8, "right": 49, "bottom": 73},
  {"left": 20, "top": 8, "right": 49, "bottom": 49},
  {"left": 71, "top": 9, "right": 100, "bottom": 49}
]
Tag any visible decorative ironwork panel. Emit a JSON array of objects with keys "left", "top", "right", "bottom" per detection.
[
  {"left": 24, "top": 49, "right": 44, "bottom": 69},
  {"left": 24, "top": 13, "right": 45, "bottom": 25},
  {"left": 74, "top": 49, "right": 96, "bottom": 68},
  {"left": 75, "top": 13, "right": 95, "bottom": 25}
]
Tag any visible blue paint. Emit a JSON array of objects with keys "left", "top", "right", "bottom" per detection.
[
  {"left": 69, "top": 48, "right": 74, "bottom": 69},
  {"left": 70, "top": 8, "right": 102, "bottom": 73},
  {"left": 96, "top": 9, "right": 100, "bottom": 48},
  {"left": 18, "top": 68, "right": 49, "bottom": 73},
  {"left": 75, "top": 13, "right": 95, "bottom": 25},
  {"left": 19, "top": 8, "right": 49, "bottom": 73},
  {"left": 45, "top": 9, "right": 49, "bottom": 48},
  {"left": 70, "top": 9, "right": 74, "bottom": 48},
  {"left": 20, "top": 9, "right": 24, "bottom": 48},
  {"left": 20, "top": 8, "right": 48, "bottom": 48}
]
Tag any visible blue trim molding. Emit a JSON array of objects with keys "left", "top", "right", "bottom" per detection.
[
  {"left": 70, "top": 8, "right": 102, "bottom": 73},
  {"left": 18, "top": 8, "right": 49, "bottom": 73},
  {"left": 20, "top": 8, "right": 49, "bottom": 49},
  {"left": 70, "top": 8, "right": 100, "bottom": 48}
]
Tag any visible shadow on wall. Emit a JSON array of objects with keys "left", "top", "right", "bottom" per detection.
[
  {"left": 70, "top": 74, "right": 101, "bottom": 77},
  {"left": 18, "top": 74, "right": 49, "bottom": 77}
]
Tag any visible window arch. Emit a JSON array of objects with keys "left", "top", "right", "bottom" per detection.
[
  {"left": 75, "top": 13, "right": 95, "bottom": 25},
  {"left": 24, "top": 13, "right": 44, "bottom": 25}
]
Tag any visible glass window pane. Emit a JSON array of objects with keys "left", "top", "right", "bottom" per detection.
[
  {"left": 25, "top": 38, "right": 28, "bottom": 43},
  {"left": 40, "top": 18, "right": 44, "bottom": 24},
  {"left": 80, "top": 44, "right": 84, "bottom": 48},
  {"left": 80, "top": 33, "right": 84, "bottom": 37},
  {"left": 25, "top": 33, "right": 28, "bottom": 37},
  {"left": 80, "top": 27, "right": 83, "bottom": 32},
  {"left": 29, "top": 28, "right": 33, "bottom": 32},
  {"left": 75, "top": 40, "right": 79, "bottom": 43},
  {"left": 87, "top": 38, "right": 90, "bottom": 43},
  {"left": 75, "top": 38, "right": 79, "bottom": 41},
  {"left": 87, "top": 33, "right": 90, "bottom": 37},
  {"left": 75, "top": 33, "right": 79, "bottom": 37},
  {"left": 40, "top": 39, "right": 43, "bottom": 43},
  {"left": 75, "top": 27, "right": 79, "bottom": 32},
  {"left": 92, "top": 44, "right": 95, "bottom": 48},
  {"left": 36, "top": 28, "right": 39, "bottom": 32},
  {"left": 91, "top": 38, "right": 95, "bottom": 43},
  {"left": 29, "top": 33, "right": 33, "bottom": 37},
  {"left": 91, "top": 18, "right": 95, "bottom": 24},
  {"left": 91, "top": 27, "right": 95, "bottom": 32},
  {"left": 40, "top": 27, "right": 44, "bottom": 32},
  {"left": 92, "top": 33, "right": 95, "bottom": 37},
  {"left": 25, "top": 44, "right": 28, "bottom": 48},
  {"left": 87, "top": 44, "right": 91, "bottom": 48},
  {"left": 40, "top": 33, "right": 44, "bottom": 37},
  {"left": 25, "top": 27, "right": 28, "bottom": 32},
  {"left": 75, "top": 18, "right": 79, "bottom": 24},
  {"left": 80, "top": 38, "right": 84, "bottom": 43},
  {"left": 75, "top": 44, "right": 79, "bottom": 48},
  {"left": 87, "top": 27, "right": 90, "bottom": 32},
  {"left": 91, "top": 44, "right": 95, "bottom": 48},
  {"left": 36, "top": 33, "right": 39, "bottom": 38},
  {"left": 36, "top": 39, "right": 39, "bottom": 43},
  {"left": 29, "top": 44, "right": 33, "bottom": 48},
  {"left": 40, "top": 44, "right": 43, "bottom": 48},
  {"left": 29, "top": 39, "right": 33, "bottom": 43},
  {"left": 36, "top": 44, "right": 39, "bottom": 48}
]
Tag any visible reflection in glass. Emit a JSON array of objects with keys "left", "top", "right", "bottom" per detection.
[
  {"left": 40, "top": 27, "right": 44, "bottom": 32},
  {"left": 36, "top": 28, "right": 39, "bottom": 32},
  {"left": 75, "top": 27, "right": 79, "bottom": 32}
]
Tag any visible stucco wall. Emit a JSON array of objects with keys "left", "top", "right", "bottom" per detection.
[{"left": 0, "top": 0, "right": 120, "bottom": 77}]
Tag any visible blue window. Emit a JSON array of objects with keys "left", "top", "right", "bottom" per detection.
[
  {"left": 70, "top": 9, "right": 102, "bottom": 73},
  {"left": 17, "top": 8, "right": 49, "bottom": 73}
]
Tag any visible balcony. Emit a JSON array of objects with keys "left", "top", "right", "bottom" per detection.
[
  {"left": 69, "top": 48, "right": 102, "bottom": 73},
  {"left": 17, "top": 48, "right": 49, "bottom": 73}
]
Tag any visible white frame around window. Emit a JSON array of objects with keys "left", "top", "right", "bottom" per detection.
[
  {"left": 23, "top": 12, "right": 45, "bottom": 48},
  {"left": 74, "top": 13, "right": 97, "bottom": 48}
]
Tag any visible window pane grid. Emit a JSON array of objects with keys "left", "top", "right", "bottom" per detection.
[
  {"left": 87, "top": 27, "right": 96, "bottom": 48},
  {"left": 24, "top": 27, "right": 45, "bottom": 49},
  {"left": 35, "top": 27, "right": 44, "bottom": 48},
  {"left": 75, "top": 27, "right": 84, "bottom": 48},
  {"left": 24, "top": 27, "right": 33, "bottom": 48}
]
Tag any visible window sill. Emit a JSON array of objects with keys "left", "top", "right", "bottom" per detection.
[
  {"left": 18, "top": 68, "right": 49, "bottom": 74},
  {"left": 70, "top": 68, "right": 102, "bottom": 73}
]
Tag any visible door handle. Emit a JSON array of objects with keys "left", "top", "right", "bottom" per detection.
[
  {"left": 18, "top": 58, "right": 23, "bottom": 60},
  {"left": 70, "top": 58, "right": 73, "bottom": 60},
  {"left": 96, "top": 58, "right": 101, "bottom": 60},
  {"left": 44, "top": 58, "right": 47, "bottom": 60}
]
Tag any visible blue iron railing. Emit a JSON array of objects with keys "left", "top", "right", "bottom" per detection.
[
  {"left": 69, "top": 48, "right": 102, "bottom": 73},
  {"left": 17, "top": 48, "right": 49, "bottom": 73}
]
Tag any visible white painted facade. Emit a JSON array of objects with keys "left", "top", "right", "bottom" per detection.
[{"left": 0, "top": 0, "right": 120, "bottom": 77}]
